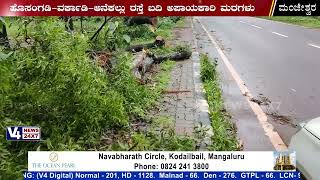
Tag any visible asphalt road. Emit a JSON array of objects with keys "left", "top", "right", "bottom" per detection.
[{"left": 195, "top": 17, "right": 320, "bottom": 146}]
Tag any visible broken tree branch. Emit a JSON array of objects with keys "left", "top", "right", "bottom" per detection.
[{"left": 90, "top": 16, "right": 114, "bottom": 41}]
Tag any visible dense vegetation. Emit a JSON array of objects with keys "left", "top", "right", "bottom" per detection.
[{"left": 0, "top": 17, "right": 196, "bottom": 179}]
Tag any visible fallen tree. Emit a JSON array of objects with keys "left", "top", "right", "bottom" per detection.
[
  {"left": 148, "top": 45, "right": 192, "bottom": 63},
  {"left": 131, "top": 51, "right": 154, "bottom": 81},
  {"left": 150, "top": 50, "right": 192, "bottom": 63},
  {"left": 126, "top": 36, "right": 165, "bottom": 52},
  {"left": 131, "top": 45, "right": 192, "bottom": 81},
  {"left": 88, "top": 44, "right": 191, "bottom": 83}
]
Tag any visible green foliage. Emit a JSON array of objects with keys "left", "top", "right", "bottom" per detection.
[
  {"left": 75, "top": 17, "right": 181, "bottom": 50},
  {"left": 74, "top": 17, "right": 156, "bottom": 49},
  {"left": 0, "top": 17, "right": 128, "bottom": 179},
  {"left": 0, "top": 50, "right": 19, "bottom": 179},
  {"left": 0, "top": 17, "right": 5, "bottom": 27},
  {"left": 150, "top": 46, "right": 174, "bottom": 56},
  {"left": 0, "top": 118, "right": 28, "bottom": 179},
  {"left": 0, "top": 17, "right": 7, "bottom": 36},
  {"left": 200, "top": 56, "right": 217, "bottom": 82},
  {"left": 154, "top": 60, "right": 176, "bottom": 90},
  {"left": 0, "top": 17, "right": 9, "bottom": 47},
  {"left": 109, "top": 56, "right": 176, "bottom": 118},
  {"left": 152, "top": 17, "right": 184, "bottom": 39},
  {"left": 0, "top": 50, "right": 14, "bottom": 118},
  {"left": 8, "top": 18, "right": 128, "bottom": 142},
  {"left": 125, "top": 24, "right": 155, "bottom": 41},
  {"left": 200, "top": 54, "right": 238, "bottom": 151},
  {"left": 157, "top": 17, "right": 176, "bottom": 29},
  {"left": 91, "top": 20, "right": 131, "bottom": 51},
  {"left": 122, "top": 34, "right": 131, "bottom": 43},
  {"left": 0, "top": 16, "right": 185, "bottom": 179}
]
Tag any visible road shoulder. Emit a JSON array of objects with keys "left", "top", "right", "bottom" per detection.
[{"left": 192, "top": 17, "right": 277, "bottom": 151}]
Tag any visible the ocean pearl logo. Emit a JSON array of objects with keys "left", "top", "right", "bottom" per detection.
[{"left": 49, "top": 152, "right": 58, "bottom": 162}]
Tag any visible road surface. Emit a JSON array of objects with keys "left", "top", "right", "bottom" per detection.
[{"left": 193, "top": 17, "right": 320, "bottom": 148}]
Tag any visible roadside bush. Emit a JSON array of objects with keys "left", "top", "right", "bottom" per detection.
[
  {"left": 0, "top": 18, "right": 129, "bottom": 178},
  {"left": 9, "top": 18, "right": 128, "bottom": 143},
  {"left": 125, "top": 24, "right": 155, "bottom": 41},
  {"left": 0, "top": 16, "right": 186, "bottom": 179},
  {"left": 200, "top": 54, "right": 238, "bottom": 151},
  {"left": 0, "top": 50, "right": 13, "bottom": 118},
  {"left": 108, "top": 52, "right": 156, "bottom": 117},
  {"left": 90, "top": 19, "right": 155, "bottom": 51},
  {"left": 91, "top": 20, "right": 131, "bottom": 51},
  {"left": 0, "top": 118, "right": 28, "bottom": 179}
]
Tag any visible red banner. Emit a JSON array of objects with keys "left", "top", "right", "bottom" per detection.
[{"left": 0, "top": 0, "right": 274, "bottom": 16}]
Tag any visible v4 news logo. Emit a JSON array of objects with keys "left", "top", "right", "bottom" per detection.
[{"left": 6, "top": 126, "right": 41, "bottom": 141}]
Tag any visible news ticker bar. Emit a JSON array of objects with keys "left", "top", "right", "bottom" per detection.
[
  {"left": 0, "top": 0, "right": 319, "bottom": 16},
  {"left": 23, "top": 172, "right": 301, "bottom": 180},
  {"left": 28, "top": 151, "right": 296, "bottom": 172}
]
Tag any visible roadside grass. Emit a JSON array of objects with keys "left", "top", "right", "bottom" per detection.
[
  {"left": 175, "top": 18, "right": 186, "bottom": 28},
  {"left": 200, "top": 54, "right": 239, "bottom": 151},
  {"left": 153, "top": 60, "right": 176, "bottom": 91},
  {"left": 155, "top": 17, "right": 185, "bottom": 40},
  {"left": 261, "top": 16, "right": 320, "bottom": 29}
]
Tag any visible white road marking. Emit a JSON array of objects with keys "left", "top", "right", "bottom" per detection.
[
  {"left": 308, "top": 43, "right": 320, "bottom": 49},
  {"left": 271, "top": 31, "right": 288, "bottom": 38},
  {"left": 197, "top": 18, "right": 287, "bottom": 151},
  {"left": 250, "top": 24, "right": 262, "bottom": 29},
  {"left": 240, "top": 21, "right": 263, "bottom": 29}
]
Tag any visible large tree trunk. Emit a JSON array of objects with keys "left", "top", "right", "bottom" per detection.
[
  {"left": 127, "top": 36, "right": 165, "bottom": 52},
  {"left": 151, "top": 51, "right": 192, "bottom": 63},
  {"left": 132, "top": 51, "right": 154, "bottom": 81}
]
